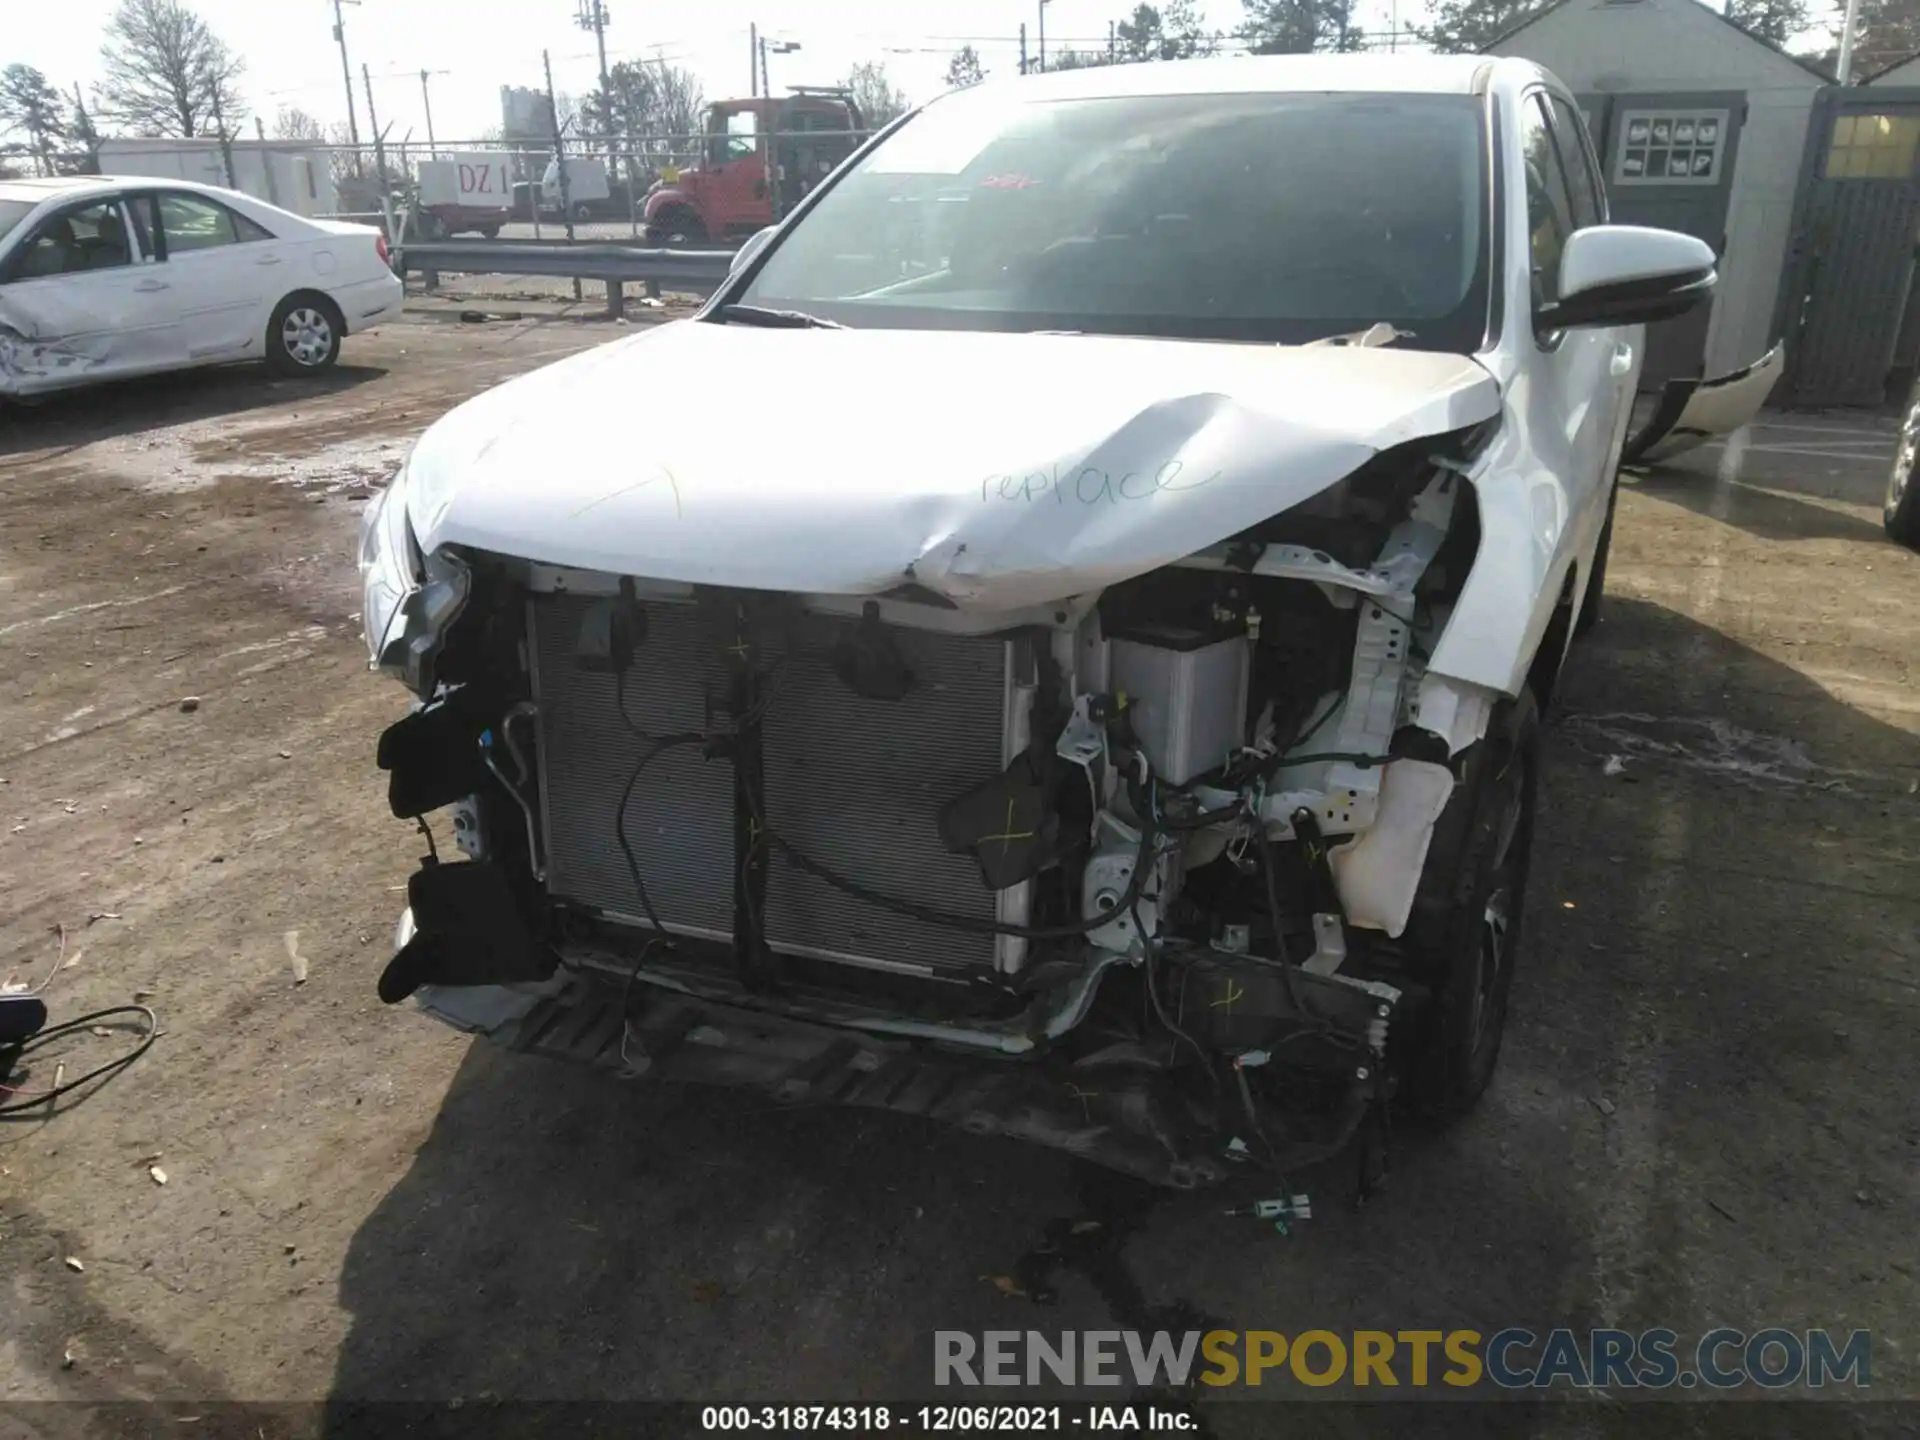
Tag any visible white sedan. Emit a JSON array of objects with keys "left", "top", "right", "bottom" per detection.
[{"left": 0, "top": 176, "right": 402, "bottom": 397}]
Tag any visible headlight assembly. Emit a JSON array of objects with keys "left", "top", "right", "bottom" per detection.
[{"left": 358, "top": 463, "right": 470, "bottom": 697}]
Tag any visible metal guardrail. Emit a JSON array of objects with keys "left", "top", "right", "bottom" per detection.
[{"left": 395, "top": 240, "right": 737, "bottom": 301}]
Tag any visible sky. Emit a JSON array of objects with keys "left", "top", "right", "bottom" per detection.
[
  {"left": 7, "top": 0, "right": 1844, "bottom": 151},
  {"left": 3, "top": 0, "right": 1458, "bottom": 148}
]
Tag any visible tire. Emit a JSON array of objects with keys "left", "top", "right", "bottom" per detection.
[
  {"left": 477, "top": 224, "right": 500, "bottom": 240},
  {"left": 266, "top": 294, "right": 343, "bottom": 377},
  {"left": 1394, "top": 689, "right": 1540, "bottom": 1123},
  {"left": 1574, "top": 480, "right": 1617, "bottom": 639},
  {"left": 1884, "top": 381, "right": 1920, "bottom": 549},
  {"left": 572, "top": 201, "right": 593, "bottom": 224},
  {"left": 649, "top": 205, "right": 707, "bottom": 246}
]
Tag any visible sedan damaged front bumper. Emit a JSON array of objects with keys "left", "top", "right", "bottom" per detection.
[{"left": 401, "top": 916, "right": 1400, "bottom": 1190}]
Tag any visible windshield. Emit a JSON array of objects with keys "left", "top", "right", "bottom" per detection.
[
  {"left": 0, "top": 199, "right": 36, "bottom": 249},
  {"left": 734, "top": 89, "right": 1491, "bottom": 350}
]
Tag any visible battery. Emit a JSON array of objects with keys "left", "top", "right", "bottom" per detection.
[{"left": 1109, "top": 627, "right": 1250, "bottom": 785}]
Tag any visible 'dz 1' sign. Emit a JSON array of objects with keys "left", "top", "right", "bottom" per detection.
[{"left": 448, "top": 152, "right": 512, "bottom": 203}]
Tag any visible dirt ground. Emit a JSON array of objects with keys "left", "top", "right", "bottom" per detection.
[{"left": 1, "top": 314, "right": 1916, "bottom": 1433}]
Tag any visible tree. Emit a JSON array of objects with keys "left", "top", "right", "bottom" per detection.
[
  {"left": 1831, "top": 0, "right": 1920, "bottom": 77},
  {"left": 66, "top": 89, "right": 103, "bottom": 174},
  {"left": 1240, "top": 0, "right": 1364, "bottom": 53},
  {"left": 0, "top": 65, "right": 68, "bottom": 175},
  {"left": 578, "top": 58, "right": 704, "bottom": 179},
  {"left": 1724, "top": 0, "right": 1809, "bottom": 45},
  {"left": 1045, "top": 49, "right": 1117, "bottom": 69},
  {"left": 98, "top": 0, "right": 245, "bottom": 138},
  {"left": 844, "top": 60, "right": 909, "bottom": 129},
  {"left": 1116, "top": 2, "right": 1218, "bottom": 60},
  {"left": 580, "top": 59, "right": 704, "bottom": 142},
  {"left": 945, "top": 45, "right": 987, "bottom": 88},
  {"left": 273, "top": 106, "right": 326, "bottom": 141},
  {"left": 1415, "top": 0, "right": 1545, "bottom": 52}
]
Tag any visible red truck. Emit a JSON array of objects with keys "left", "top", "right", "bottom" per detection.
[{"left": 642, "top": 89, "right": 866, "bottom": 245}]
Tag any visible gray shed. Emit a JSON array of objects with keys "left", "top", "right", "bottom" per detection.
[
  {"left": 1487, "top": 0, "right": 1826, "bottom": 387},
  {"left": 1863, "top": 53, "right": 1920, "bottom": 86}
]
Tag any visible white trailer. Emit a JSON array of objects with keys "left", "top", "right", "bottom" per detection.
[
  {"left": 414, "top": 153, "right": 513, "bottom": 237},
  {"left": 96, "top": 138, "right": 338, "bottom": 217}
]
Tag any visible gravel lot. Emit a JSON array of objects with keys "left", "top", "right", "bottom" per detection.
[{"left": 1, "top": 313, "right": 1915, "bottom": 1433}]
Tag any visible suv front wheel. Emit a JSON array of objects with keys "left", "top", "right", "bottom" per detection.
[
  {"left": 1885, "top": 380, "right": 1920, "bottom": 549},
  {"left": 1394, "top": 689, "right": 1540, "bottom": 1122}
]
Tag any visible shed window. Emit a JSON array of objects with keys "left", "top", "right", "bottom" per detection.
[
  {"left": 1825, "top": 113, "right": 1920, "bottom": 179},
  {"left": 1614, "top": 109, "right": 1726, "bottom": 185}
]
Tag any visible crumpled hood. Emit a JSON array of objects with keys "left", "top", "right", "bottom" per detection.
[{"left": 404, "top": 321, "right": 1501, "bottom": 611}]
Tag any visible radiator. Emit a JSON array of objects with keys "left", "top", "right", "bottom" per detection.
[{"left": 528, "top": 594, "right": 1016, "bottom": 977}]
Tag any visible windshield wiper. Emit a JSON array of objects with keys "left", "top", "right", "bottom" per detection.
[
  {"left": 714, "top": 304, "right": 844, "bottom": 329},
  {"left": 1307, "top": 323, "right": 1415, "bottom": 349}
]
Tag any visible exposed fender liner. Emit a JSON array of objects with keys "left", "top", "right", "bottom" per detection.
[
  {"left": 1621, "top": 342, "right": 1785, "bottom": 466},
  {"left": 1329, "top": 759, "right": 1455, "bottom": 937}
]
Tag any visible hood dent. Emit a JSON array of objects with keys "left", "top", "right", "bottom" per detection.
[{"left": 404, "top": 324, "right": 1501, "bottom": 611}]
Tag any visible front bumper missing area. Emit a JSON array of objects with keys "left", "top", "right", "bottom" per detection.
[{"left": 411, "top": 959, "right": 1382, "bottom": 1190}]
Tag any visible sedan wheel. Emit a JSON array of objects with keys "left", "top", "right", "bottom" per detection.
[
  {"left": 266, "top": 296, "right": 342, "bottom": 377},
  {"left": 283, "top": 308, "right": 333, "bottom": 368}
]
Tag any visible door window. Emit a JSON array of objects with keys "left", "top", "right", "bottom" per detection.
[
  {"left": 709, "top": 109, "right": 761, "bottom": 166},
  {"left": 1523, "top": 94, "right": 1579, "bottom": 312},
  {"left": 158, "top": 192, "right": 274, "bottom": 253},
  {"left": 5, "top": 199, "right": 133, "bottom": 281},
  {"left": 1825, "top": 113, "right": 1920, "bottom": 179},
  {"left": 1547, "top": 95, "right": 1607, "bottom": 228}
]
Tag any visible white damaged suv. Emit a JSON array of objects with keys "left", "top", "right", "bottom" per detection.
[{"left": 359, "top": 55, "right": 1712, "bottom": 1189}]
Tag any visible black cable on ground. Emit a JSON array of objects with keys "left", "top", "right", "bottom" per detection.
[{"left": 0, "top": 1005, "right": 157, "bottom": 1117}]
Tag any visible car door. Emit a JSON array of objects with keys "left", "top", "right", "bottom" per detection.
[
  {"left": 150, "top": 189, "right": 283, "bottom": 360},
  {"left": 1519, "top": 91, "right": 1621, "bottom": 545},
  {"left": 0, "top": 194, "right": 181, "bottom": 394}
]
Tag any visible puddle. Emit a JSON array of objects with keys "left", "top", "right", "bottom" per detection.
[{"left": 1558, "top": 711, "right": 1909, "bottom": 796}]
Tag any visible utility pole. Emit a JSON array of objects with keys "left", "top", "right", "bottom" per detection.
[
  {"left": 758, "top": 36, "right": 799, "bottom": 102},
  {"left": 1019, "top": 22, "right": 1028, "bottom": 75},
  {"left": 543, "top": 48, "right": 580, "bottom": 299},
  {"left": 331, "top": 0, "right": 363, "bottom": 156},
  {"left": 72, "top": 83, "right": 99, "bottom": 172},
  {"left": 1108, "top": 19, "right": 1116, "bottom": 62},
  {"left": 420, "top": 70, "right": 437, "bottom": 156},
  {"left": 750, "top": 22, "right": 759, "bottom": 95},
  {"left": 576, "top": 0, "right": 613, "bottom": 169},
  {"left": 1038, "top": 0, "right": 1050, "bottom": 72},
  {"left": 362, "top": 63, "right": 392, "bottom": 235},
  {"left": 208, "top": 78, "right": 236, "bottom": 188},
  {"left": 254, "top": 115, "right": 283, "bottom": 206},
  {"left": 1837, "top": 0, "right": 1862, "bottom": 82}
]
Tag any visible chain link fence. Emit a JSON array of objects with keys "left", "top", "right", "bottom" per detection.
[{"left": 309, "top": 127, "right": 875, "bottom": 244}]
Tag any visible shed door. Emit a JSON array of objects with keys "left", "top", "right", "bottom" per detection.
[
  {"left": 1579, "top": 90, "right": 1745, "bottom": 389},
  {"left": 1780, "top": 91, "right": 1920, "bottom": 408}
]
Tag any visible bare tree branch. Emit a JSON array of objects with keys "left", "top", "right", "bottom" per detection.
[{"left": 98, "top": 0, "right": 245, "bottom": 139}]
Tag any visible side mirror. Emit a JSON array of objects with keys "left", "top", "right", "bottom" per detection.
[
  {"left": 1539, "top": 225, "right": 1717, "bottom": 331},
  {"left": 729, "top": 225, "right": 777, "bottom": 275}
]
